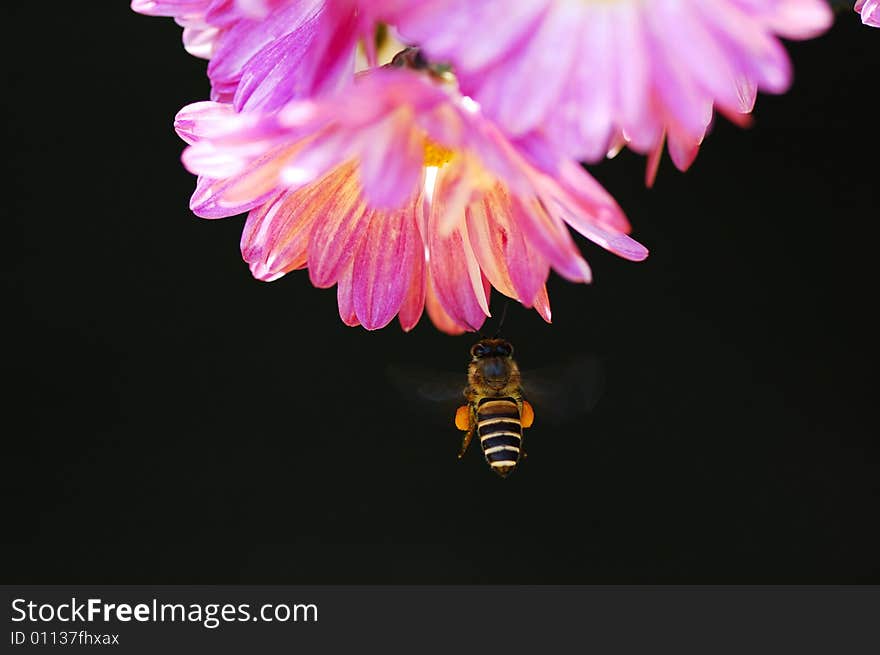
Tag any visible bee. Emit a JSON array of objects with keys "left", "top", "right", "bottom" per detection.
[
  {"left": 454, "top": 338, "right": 534, "bottom": 478},
  {"left": 387, "top": 328, "right": 602, "bottom": 479}
]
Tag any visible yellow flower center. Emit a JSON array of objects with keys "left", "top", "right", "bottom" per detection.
[{"left": 423, "top": 139, "right": 455, "bottom": 168}]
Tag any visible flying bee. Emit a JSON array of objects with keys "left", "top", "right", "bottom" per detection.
[
  {"left": 387, "top": 332, "right": 603, "bottom": 479},
  {"left": 454, "top": 338, "right": 534, "bottom": 478}
]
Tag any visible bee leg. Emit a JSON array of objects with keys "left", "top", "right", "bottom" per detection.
[
  {"left": 519, "top": 399, "right": 531, "bottom": 459},
  {"left": 457, "top": 430, "right": 474, "bottom": 460}
]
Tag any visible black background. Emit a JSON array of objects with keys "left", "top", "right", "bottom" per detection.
[{"left": 3, "top": 4, "right": 878, "bottom": 583}]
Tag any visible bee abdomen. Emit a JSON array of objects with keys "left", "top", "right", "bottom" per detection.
[{"left": 476, "top": 397, "right": 522, "bottom": 477}]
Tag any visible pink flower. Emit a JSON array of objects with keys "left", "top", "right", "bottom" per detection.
[
  {"left": 174, "top": 68, "right": 647, "bottom": 333},
  {"left": 131, "top": 0, "right": 353, "bottom": 110},
  {"left": 389, "top": 0, "right": 833, "bottom": 183},
  {"left": 856, "top": 0, "right": 880, "bottom": 26}
]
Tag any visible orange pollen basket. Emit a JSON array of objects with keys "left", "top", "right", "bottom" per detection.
[{"left": 454, "top": 405, "right": 470, "bottom": 431}]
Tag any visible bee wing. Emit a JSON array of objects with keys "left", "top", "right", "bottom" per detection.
[
  {"left": 519, "top": 354, "right": 604, "bottom": 426},
  {"left": 385, "top": 364, "right": 466, "bottom": 405}
]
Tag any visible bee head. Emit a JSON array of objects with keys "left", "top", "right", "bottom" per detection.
[{"left": 470, "top": 338, "right": 514, "bottom": 360}]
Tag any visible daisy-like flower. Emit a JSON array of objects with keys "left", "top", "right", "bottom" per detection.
[
  {"left": 389, "top": 0, "right": 833, "bottom": 183},
  {"left": 855, "top": 0, "right": 880, "bottom": 26},
  {"left": 131, "top": 0, "right": 355, "bottom": 110},
  {"left": 174, "top": 66, "right": 648, "bottom": 333}
]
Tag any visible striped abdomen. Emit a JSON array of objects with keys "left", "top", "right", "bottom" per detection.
[{"left": 476, "top": 396, "right": 522, "bottom": 478}]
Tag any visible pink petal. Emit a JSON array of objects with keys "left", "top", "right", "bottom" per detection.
[
  {"left": 554, "top": 159, "right": 630, "bottom": 233},
  {"left": 858, "top": 0, "right": 880, "bottom": 26},
  {"left": 484, "top": 131, "right": 627, "bottom": 234},
  {"left": 509, "top": 195, "right": 592, "bottom": 283},
  {"left": 301, "top": 0, "right": 362, "bottom": 92},
  {"left": 182, "top": 24, "right": 219, "bottom": 59},
  {"left": 735, "top": 76, "right": 758, "bottom": 114},
  {"left": 233, "top": 4, "right": 355, "bottom": 112},
  {"left": 333, "top": 69, "right": 449, "bottom": 127},
  {"left": 174, "top": 101, "right": 236, "bottom": 145},
  {"left": 179, "top": 103, "right": 298, "bottom": 184},
  {"left": 240, "top": 167, "right": 352, "bottom": 280},
  {"left": 223, "top": 143, "right": 303, "bottom": 204},
  {"left": 307, "top": 167, "right": 371, "bottom": 288},
  {"left": 653, "top": 1, "right": 743, "bottom": 116},
  {"left": 644, "top": 11, "right": 713, "bottom": 142},
  {"left": 533, "top": 285, "right": 552, "bottom": 324},
  {"left": 351, "top": 195, "right": 423, "bottom": 330},
  {"left": 427, "top": 204, "right": 491, "bottom": 331},
  {"left": 764, "top": 0, "right": 834, "bottom": 38},
  {"left": 565, "top": 8, "right": 616, "bottom": 161},
  {"left": 610, "top": 4, "right": 652, "bottom": 152},
  {"left": 189, "top": 174, "right": 276, "bottom": 219},
  {"left": 233, "top": 10, "right": 321, "bottom": 111},
  {"left": 463, "top": 192, "right": 517, "bottom": 300},
  {"left": 432, "top": 156, "right": 478, "bottom": 236},
  {"left": 696, "top": 2, "right": 793, "bottom": 95},
  {"left": 336, "top": 261, "right": 360, "bottom": 327},
  {"left": 645, "top": 134, "right": 665, "bottom": 188},
  {"left": 467, "top": 185, "right": 548, "bottom": 307},
  {"left": 357, "top": 110, "right": 423, "bottom": 209},
  {"left": 394, "top": 0, "right": 546, "bottom": 72},
  {"left": 130, "top": 1, "right": 211, "bottom": 17},
  {"left": 240, "top": 190, "right": 291, "bottom": 281},
  {"left": 279, "top": 127, "right": 356, "bottom": 190},
  {"left": 398, "top": 236, "right": 427, "bottom": 332},
  {"left": 182, "top": 141, "right": 255, "bottom": 179},
  {"left": 666, "top": 121, "right": 703, "bottom": 173},
  {"left": 424, "top": 270, "right": 469, "bottom": 336},
  {"left": 552, "top": 197, "right": 649, "bottom": 263},
  {"left": 476, "top": 1, "right": 581, "bottom": 136},
  {"left": 235, "top": 0, "right": 274, "bottom": 20},
  {"left": 207, "top": 1, "right": 325, "bottom": 108}
]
